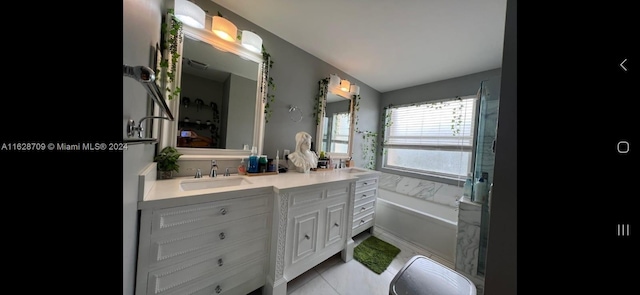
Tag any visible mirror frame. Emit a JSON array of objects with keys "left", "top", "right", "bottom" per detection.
[
  {"left": 157, "top": 16, "right": 266, "bottom": 159},
  {"left": 315, "top": 77, "right": 355, "bottom": 159}
]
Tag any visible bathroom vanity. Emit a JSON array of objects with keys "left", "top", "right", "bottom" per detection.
[{"left": 135, "top": 165, "right": 379, "bottom": 295}]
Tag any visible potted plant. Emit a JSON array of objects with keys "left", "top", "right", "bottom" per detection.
[{"left": 154, "top": 146, "right": 182, "bottom": 179}]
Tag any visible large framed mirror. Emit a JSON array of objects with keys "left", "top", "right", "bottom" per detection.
[
  {"left": 158, "top": 7, "right": 266, "bottom": 158},
  {"left": 315, "top": 74, "right": 357, "bottom": 159}
]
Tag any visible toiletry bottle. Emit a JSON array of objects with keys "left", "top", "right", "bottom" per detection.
[
  {"left": 248, "top": 150, "right": 258, "bottom": 173},
  {"left": 259, "top": 155, "right": 268, "bottom": 173},
  {"left": 474, "top": 174, "right": 487, "bottom": 203},
  {"left": 275, "top": 150, "right": 280, "bottom": 174},
  {"left": 238, "top": 158, "right": 247, "bottom": 175},
  {"left": 462, "top": 173, "right": 473, "bottom": 199}
]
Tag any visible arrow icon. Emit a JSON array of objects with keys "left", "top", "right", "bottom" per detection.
[{"left": 620, "top": 58, "right": 628, "bottom": 72}]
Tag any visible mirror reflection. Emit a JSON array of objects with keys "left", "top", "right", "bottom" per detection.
[
  {"left": 176, "top": 36, "right": 259, "bottom": 149},
  {"left": 320, "top": 92, "right": 351, "bottom": 154},
  {"left": 315, "top": 75, "right": 356, "bottom": 158}
]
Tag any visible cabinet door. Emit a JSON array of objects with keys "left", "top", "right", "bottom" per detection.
[
  {"left": 325, "top": 202, "right": 346, "bottom": 248},
  {"left": 291, "top": 210, "right": 320, "bottom": 264}
]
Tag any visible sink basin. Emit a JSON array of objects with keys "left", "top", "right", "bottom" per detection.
[{"left": 180, "top": 176, "right": 252, "bottom": 191}]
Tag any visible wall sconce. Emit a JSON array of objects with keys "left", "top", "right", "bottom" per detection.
[
  {"left": 241, "top": 30, "right": 263, "bottom": 53},
  {"left": 174, "top": 0, "right": 205, "bottom": 29},
  {"left": 212, "top": 16, "right": 237, "bottom": 42},
  {"left": 340, "top": 79, "right": 351, "bottom": 92}
]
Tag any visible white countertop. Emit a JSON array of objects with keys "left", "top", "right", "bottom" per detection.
[{"left": 139, "top": 167, "right": 380, "bottom": 210}]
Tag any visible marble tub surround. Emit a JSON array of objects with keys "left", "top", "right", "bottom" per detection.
[
  {"left": 455, "top": 197, "right": 484, "bottom": 293},
  {"left": 378, "top": 172, "right": 462, "bottom": 208}
]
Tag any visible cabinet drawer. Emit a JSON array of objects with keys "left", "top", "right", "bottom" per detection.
[
  {"left": 352, "top": 211, "right": 375, "bottom": 230},
  {"left": 163, "top": 257, "right": 266, "bottom": 295},
  {"left": 288, "top": 188, "right": 324, "bottom": 209},
  {"left": 353, "top": 199, "right": 375, "bottom": 217},
  {"left": 355, "top": 177, "right": 378, "bottom": 192},
  {"left": 148, "top": 213, "right": 270, "bottom": 267},
  {"left": 151, "top": 194, "right": 271, "bottom": 236},
  {"left": 354, "top": 188, "right": 377, "bottom": 203},
  {"left": 326, "top": 185, "right": 349, "bottom": 201},
  {"left": 147, "top": 237, "right": 268, "bottom": 295}
]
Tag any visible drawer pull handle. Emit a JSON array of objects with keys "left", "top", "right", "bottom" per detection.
[
  {"left": 304, "top": 234, "right": 310, "bottom": 240},
  {"left": 334, "top": 222, "right": 340, "bottom": 227},
  {"left": 361, "top": 194, "right": 367, "bottom": 198},
  {"left": 220, "top": 208, "right": 227, "bottom": 215},
  {"left": 215, "top": 285, "right": 222, "bottom": 293},
  {"left": 219, "top": 232, "right": 226, "bottom": 240},
  {"left": 363, "top": 182, "right": 368, "bottom": 185},
  {"left": 218, "top": 258, "right": 223, "bottom": 266},
  {"left": 360, "top": 220, "right": 365, "bottom": 224},
  {"left": 360, "top": 207, "right": 366, "bottom": 212}
]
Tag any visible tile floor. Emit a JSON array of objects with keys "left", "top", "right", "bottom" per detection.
[{"left": 250, "top": 229, "right": 454, "bottom": 295}]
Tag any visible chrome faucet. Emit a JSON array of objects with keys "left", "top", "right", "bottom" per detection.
[
  {"left": 210, "top": 160, "right": 218, "bottom": 177},
  {"left": 194, "top": 168, "right": 202, "bottom": 178},
  {"left": 223, "top": 167, "right": 231, "bottom": 176}
]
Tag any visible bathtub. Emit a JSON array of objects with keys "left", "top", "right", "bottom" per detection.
[{"left": 374, "top": 189, "right": 458, "bottom": 262}]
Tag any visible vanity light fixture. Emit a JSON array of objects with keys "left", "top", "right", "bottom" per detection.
[
  {"left": 340, "top": 79, "right": 351, "bottom": 92},
  {"left": 241, "top": 30, "right": 263, "bottom": 53},
  {"left": 329, "top": 74, "right": 341, "bottom": 88},
  {"left": 212, "top": 16, "right": 237, "bottom": 42},
  {"left": 174, "top": 0, "right": 206, "bottom": 29},
  {"left": 349, "top": 84, "right": 360, "bottom": 95}
]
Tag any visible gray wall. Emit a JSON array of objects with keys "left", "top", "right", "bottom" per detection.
[
  {"left": 483, "top": 0, "right": 517, "bottom": 293},
  {"left": 191, "top": 0, "right": 381, "bottom": 164},
  {"left": 123, "top": 0, "right": 165, "bottom": 295}
]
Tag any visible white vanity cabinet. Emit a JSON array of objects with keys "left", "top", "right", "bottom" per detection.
[
  {"left": 351, "top": 174, "right": 379, "bottom": 237},
  {"left": 266, "top": 180, "right": 355, "bottom": 295},
  {"left": 135, "top": 190, "right": 273, "bottom": 295}
]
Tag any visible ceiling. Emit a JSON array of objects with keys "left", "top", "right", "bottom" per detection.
[{"left": 211, "top": 0, "right": 508, "bottom": 93}]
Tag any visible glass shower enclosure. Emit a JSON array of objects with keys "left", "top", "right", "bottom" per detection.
[{"left": 472, "top": 80, "right": 500, "bottom": 276}]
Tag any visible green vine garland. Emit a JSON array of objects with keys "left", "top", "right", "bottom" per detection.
[
  {"left": 314, "top": 78, "right": 329, "bottom": 125},
  {"left": 159, "top": 9, "right": 182, "bottom": 100},
  {"left": 262, "top": 46, "right": 276, "bottom": 123}
]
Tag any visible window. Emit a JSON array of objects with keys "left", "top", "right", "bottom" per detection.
[{"left": 382, "top": 95, "right": 477, "bottom": 183}]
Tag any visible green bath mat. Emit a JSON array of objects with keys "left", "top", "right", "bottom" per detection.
[{"left": 353, "top": 236, "right": 401, "bottom": 274}]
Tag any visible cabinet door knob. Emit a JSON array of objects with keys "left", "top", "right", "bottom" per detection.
[
  {"left": 215, "top": 285, "right": 222, "bottom": 293},
  {"left": 304, "top": 234, "right": 310, "bottom": 240},
  {"left": 334, "top": 222, "right": 339, "bottom": 227},
  {"left": 220, "top": 208, "right": 227, "bottom": 215},
  {"left": 219, "top": 232, "right": 226, "bottom": 240},
  {"left": 218, "top": 258, "right": 223, "bottom": 266}
]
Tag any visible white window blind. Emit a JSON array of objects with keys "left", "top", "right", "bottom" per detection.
[{"left": 383, "top": 96, "right": 477, "bottom": 180}]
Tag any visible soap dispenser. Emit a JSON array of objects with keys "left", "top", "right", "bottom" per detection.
[
  {"left": 473, "top": 172, "right": 488, "bottom": 203},
  {"left": 462, "top": 173, "right": 473, "bottom": 199}
]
